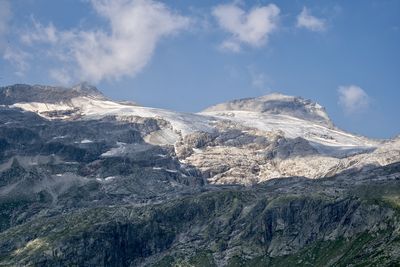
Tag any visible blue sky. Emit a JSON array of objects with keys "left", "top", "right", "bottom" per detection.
[{"left": 0, "top": 0, "right": 399, "bottom": 139}]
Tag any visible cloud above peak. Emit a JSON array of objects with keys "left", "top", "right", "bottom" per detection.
[
  {"left": 296, "top": 7, "right": 326, "bottom": 32},
  {"left": 338, "top": 85, "right": 370, "bottom": 114},
  {"left": 212, "top": 3, "right": 280, "bottom": 52},
  {"left": 19, "top": 0, "right": 190, "bottom": 84}
]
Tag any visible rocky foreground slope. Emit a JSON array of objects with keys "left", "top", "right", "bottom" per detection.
[{"left": 0, "top": 84, "right": 399, "bottom": 266}]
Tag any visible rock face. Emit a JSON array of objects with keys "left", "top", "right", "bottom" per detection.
[
  {"left": 1, "top": 164, "right": 400, "bottom": 266},
  {"left": 2, "top": 84, "right": 391, "bottom": 185},
  {"left": 0, "top": 84, "right": 399, "bottom": 266},
  {"left": 0, "top": 83, "right": 105, "bottom": 105}
]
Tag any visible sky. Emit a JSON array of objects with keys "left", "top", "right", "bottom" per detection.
[{"left": 0, "top": 0, "right": 399, "bottom": 139}]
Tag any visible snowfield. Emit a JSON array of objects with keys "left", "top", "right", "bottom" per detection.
[
  {"left": 200, "top": 110, "right": 378, "bottom": 156},
  {"left": 13, "top": 96, "right": 216, "bottom": 135},
  {"left": 13, "top": 95, "right": 378, "bottom": 157},
  {"left": 6, "top": 87, "right": 399, "bottom": 185}
]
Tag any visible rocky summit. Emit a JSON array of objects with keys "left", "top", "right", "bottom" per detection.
[{"left": 0, "top": 84, "right": 399, "bottom": 266}]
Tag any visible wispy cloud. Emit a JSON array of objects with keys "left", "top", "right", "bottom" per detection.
[
  {"left": 1, "top": 1, "right": 31, "bottom": 77},
  {"left": 18, "top": 0, "right": 190, "bottom": 84},
  {"left": 338, "top": 85, "right": 370, "bottom": 114},
  {"left": 212, "top": 2, "right": 280, "bottom": 52},
  {"left": 3, "top": 47, "right": 30, "bottom": 76},
  {"left": 296, "top": 7, "right": 326, "bottom": 32},
  {"left": 21, "top": 18, "right": 59, "bottom": 45},
  {"left": 49, "top": 69, "right": 72, "bottom": 85},
  {"left": 0, "top": 0, "right": 11, "bottom": 46},
  {"left": 247, "top": 66, "right": 271, "bottom": 92}
]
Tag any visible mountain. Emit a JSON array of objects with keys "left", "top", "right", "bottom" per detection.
[
  {"left": 0, "top": 82, "right": 105, "bottom": 105},
  {"left": 0, "top": 84, "right": 399, "bottom": 266},
  {"left": 2, "top": 84, "right": 387, "bottom": 184},
  {"left": 203, "top": 93, "right": 333, "bottom": 127}
]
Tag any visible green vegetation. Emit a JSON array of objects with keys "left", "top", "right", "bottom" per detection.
[
  {"left": 224, "top": 232, "right": 399, "bottom": 267},
  {"left": 1, "top": 182, "right": 400, "bottom": 266}
]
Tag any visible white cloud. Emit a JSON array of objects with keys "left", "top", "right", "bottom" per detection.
[
  {"left": 220, "top": 40, "right": 241, "bottom": 52},
  {"left": 338, "top": 85, "right": 370, "bottom": 114},
  {"left": 49, "top": 69, "right": 72, "bottom": 85},
  {"left": 21, "top": 18, "right": 59, "bottom": 45},
  {"left": 248, "top": 66, "right": 269, "bottom": 90},
  {"left": 21, "top": 0, "right": 190, "bottom": 83},
  {"left": 296, "top": 7, "right": 326, "bottom": 32},
  {"left": 212, "top": 3, "right": 280, "bottom": 52},
  {"left": 0, "top": 1, "right": 30, "bottom": 76},
  {"left": 0, "top": 0, "right": 11, "bottom": 45},
  {"left": 251, "top": 72, "right": 266, "bottom": 89},
  {"left": 3, "top": 47, "right": 30, "bottom": 76}
]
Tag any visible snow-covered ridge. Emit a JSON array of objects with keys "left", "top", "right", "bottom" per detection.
[
  {"left": 5, "top": 84, "right": 379, "bottom": 156},
  {"left": 202, "top": 93, "right": 333, "bottom": 128},
  {"left": 12, "top": 96, "right": 216, "bottom": 136},
  {"left": 3, "top": 83, "right": 396, "bottom": 185}
]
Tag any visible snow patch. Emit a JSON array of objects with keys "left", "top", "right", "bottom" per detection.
[{"left": 193, "top": 148, "right": 203, "bottom": 154}]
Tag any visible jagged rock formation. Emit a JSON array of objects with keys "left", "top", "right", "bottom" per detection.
[
  {"left": 0, "top": 84, "right": 399, "bottom": 266},
  {"left": 2, "top": 84, "right": 393, "bottom": 185}
]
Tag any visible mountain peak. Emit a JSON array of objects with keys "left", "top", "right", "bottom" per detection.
[
  {"left": 72, "top": 82, "right": 103, "bottom": 97},
  {"left": 202, "top": 93, "right": 333, "bottom": 127},
  {"left": 0, "top": 83, "right": 105, "bottom": 105}
]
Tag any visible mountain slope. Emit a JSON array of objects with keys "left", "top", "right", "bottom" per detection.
[
  {"left": 2, "top": 84, "right": 394, "bottom": 185},
  {"left": 1, "top": 163, "right": 399, "bottom": 266},
  {"left": 1, "top": 83, "right": 400, "bottom": 266}
]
